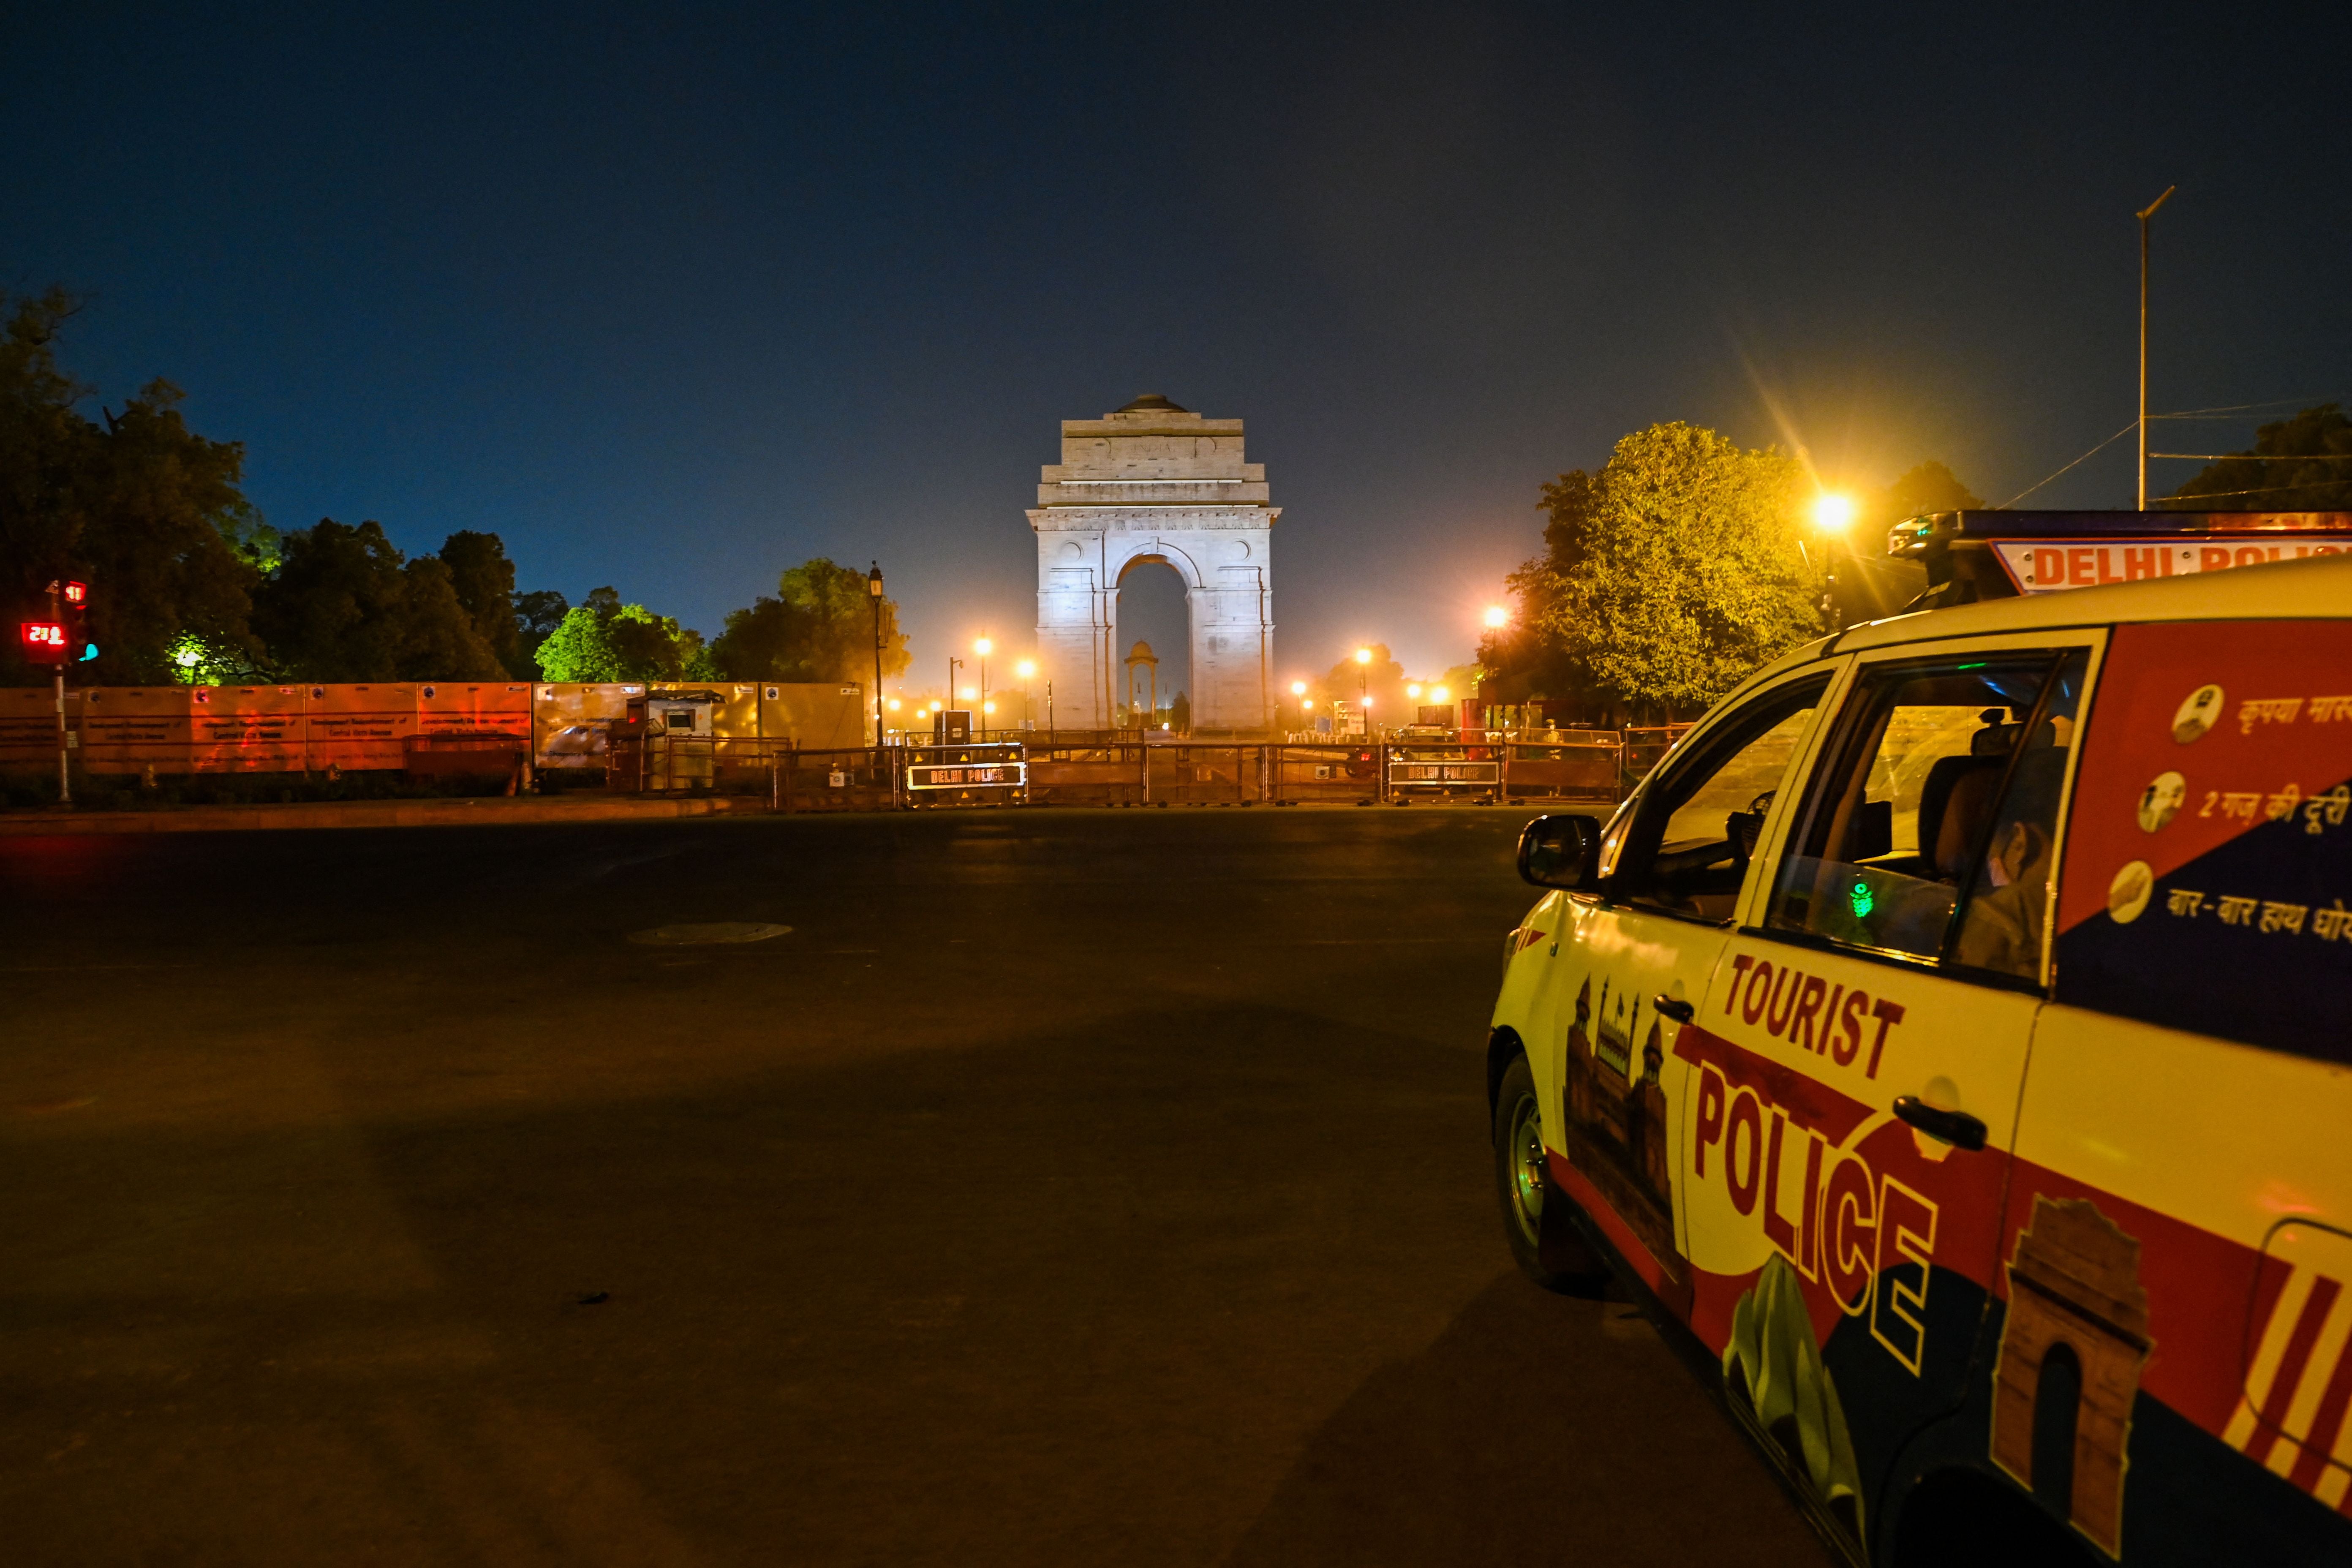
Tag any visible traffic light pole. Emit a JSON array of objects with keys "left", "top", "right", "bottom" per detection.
[{"left": 54, "top": 665, "right": 69, "bottom": 805}]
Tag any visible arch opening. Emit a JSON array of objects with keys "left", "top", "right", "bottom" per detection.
[
  {"left": 1114, "top": 557, "right": 1189, "bottom": 728},
  {"left": 2030, "top": 1339, "right": 2082, "bottom": 1516}
]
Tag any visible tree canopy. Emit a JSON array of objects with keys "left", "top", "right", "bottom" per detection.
[
  {"left": 248, "top": 519, "right": 506, "bottom": 682},
  {"left": 533, "top": 593, "right": 708, "bottom": 683},
  {"left": 2162, "top": 405, "right": 2352, "bottom": 511},
  {"left": 2, "top": 289, "right": 265, "bottom": 684},
  {"left": 705, "top": 558, "right": 909, "bottom": 684},
  {"left": 1487, "top": 423, "right": 1818, "bottom": 722}
]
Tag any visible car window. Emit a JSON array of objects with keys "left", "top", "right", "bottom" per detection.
[
  {"left": 1767, "top": 650, "right": 2086, "bottom": 974},
  {"left": 1612, "top": 675, "right": 1829, "bottom": 922}
]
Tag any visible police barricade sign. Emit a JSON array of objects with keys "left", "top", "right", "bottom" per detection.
[
  {"left": 907, "top": 759, "right": 1026, "bottom": 790},
  {"left": 1390, "top": 760, "right": 1501, "bottom": 789}
]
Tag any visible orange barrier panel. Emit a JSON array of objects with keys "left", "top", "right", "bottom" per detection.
[
  {"left": 304, "top": 684, "right": 416, "bottom": 771},
  {"left": 533, "top": 682, "right": 642, "bottom": 767},
  {"left": 190, "top": 686, "right": 306, "bottom": 772},
  {"left": 759, "top": 682, "right": 867, "bottom": 749},
  {"left": 0, "top": 686, "right": 73, "bottom": 770},
  {"left": 79, "top": 687, "right": 190, "bottom": 773},
  {"left": 419, "top": 681, "right": 531, "bottom": 738}
]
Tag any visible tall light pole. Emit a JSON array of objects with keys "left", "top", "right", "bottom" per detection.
[
  {"left": 2137, "top": 185, "right": 2176, "bottom": 511},
  {"left": 1810, "top": 493, "right": 1857, "bottom": 632},
  {"left": 866, "top": 563, "right": 885, "bottom": 749},
  {"left": 975, "top": 635, "right": 992, "bottom": 736},
  {"left": 947, "top": 656, "right": 963, "bottom": 740},
  {"left": 1354, "top": 647, "right": 1372, "bottom": 739},
  {"left": 1015, "top": 659, "right": 1036, "bottom": 729}
]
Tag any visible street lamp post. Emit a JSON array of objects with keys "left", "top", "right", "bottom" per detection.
[
  {"left": 947, "top": 657, "right": 963, "bottom": 741},
  {"left": 2137, "top": 185, "right": 2177, "bottom": 511},
  {"left": 866, "top": 564, "right": 885, "bottom": 751},
  {"left": 1015, "top": 659, "right": 1036, "bottom": 730},
  {"left": 975, "top": 636, "right": 992, "bottom": 737},
  {"left": 1354, "top": 648, "right": 1372, "bottom": 739}
]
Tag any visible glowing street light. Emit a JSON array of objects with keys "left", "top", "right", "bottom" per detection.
[
  {"left": 1810, "top": 492, "right": 1859, "bottom": 633},
  {"left": 1406, "top": 683, "right": 1422, "bottom": 699},
  {"left": 958, "top": 686, "right": 977, "bottom": 701},
  {"left": 975, "top": 636, "right": 994, "bottom": 656},
  {"left": 1290, "top": 680, "right": 1307, "bottom": 697},
  {"left": 1483, "top": 604, "right": 1508, "bottom": 629},
  {"left": 1354, "top": 648, "right": 1371, "bottom": 665},
  {"left": 1431, "top": 684, "right": 1450, "bottom": 703},
  {"left": 1014, "top": 659, "right": 1035, "bottom": 680}
]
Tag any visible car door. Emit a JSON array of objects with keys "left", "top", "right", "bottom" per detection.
[
  {"left": 1990, "top": 615, "right": 2352, "bottom": 1564},
  {"left": 1542, "top": 667, "right": 1836, "bottom": 1319},
  {"left": 1675, "top": 635, "right": 2096, "bottom": 1554}
]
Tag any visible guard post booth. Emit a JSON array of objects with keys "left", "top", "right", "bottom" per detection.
[{"left": 614, "top": 689, "right": 723, "bottom": 792}]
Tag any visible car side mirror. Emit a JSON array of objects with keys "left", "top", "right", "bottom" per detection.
[{"left": 1518, "top": 814, "right": 1603, "bottom": 890}]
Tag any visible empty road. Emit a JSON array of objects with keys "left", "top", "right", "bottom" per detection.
[{"left": 2, "top": 807, "right": 1828, "bottom": 1565}]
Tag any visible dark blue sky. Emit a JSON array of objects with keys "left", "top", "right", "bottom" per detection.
[{"left": 8, "top": 4, "right": 2345, "bottom": 694}]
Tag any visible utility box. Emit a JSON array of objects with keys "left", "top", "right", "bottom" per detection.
[{"left": 934, "top": 708, "right": 973, "bottom": 744}]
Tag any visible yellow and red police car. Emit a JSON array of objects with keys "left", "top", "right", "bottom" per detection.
[{"left": 1486, "top": 515, "right": 2352, "bottom": 1565}]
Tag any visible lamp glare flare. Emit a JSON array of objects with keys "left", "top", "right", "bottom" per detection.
[{"left": 1812, "top": 493, "right": 1857, "bottom": 533}]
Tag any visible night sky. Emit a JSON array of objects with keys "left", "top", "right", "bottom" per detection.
[{"left": 8, "top": 5, "right": 2345, "bottom": 696}]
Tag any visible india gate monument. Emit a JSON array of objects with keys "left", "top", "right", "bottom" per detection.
[{"left": 1029, "top": 395, "right": 1276, "bottom": 733}]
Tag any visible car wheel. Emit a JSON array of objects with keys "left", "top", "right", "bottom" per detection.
[{"left": 1492, "top": 1054, "right": 1606, "bottom": 1292}]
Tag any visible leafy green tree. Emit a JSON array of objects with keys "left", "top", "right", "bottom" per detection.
[
  {"left": 533, "top": 592, "right": 704, "bottom": 682},
  {"left": 707, "top": 558, "right": 909, "bottom": 683},
  {"left": 2163, "top": 404, "right": 2352, "bottom": 511},
  {"left": 249, "top": 519, "right": 504, "bottom": 681},
  {"left": 1492, "top": 422, "right": 1816, "bottom": 721},
  {"left": 1, "top": 289, "right": 265, "bottom": 684},
  {"left": 532, "top": 605, "right": 623, "bottom": 682}
]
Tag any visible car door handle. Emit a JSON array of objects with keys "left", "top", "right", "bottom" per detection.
[
  {"left": 1653, "top": 995, "right": 1695, "bottom": 1024},
  {"left": 1892, "top": 1096, "right": 1988, "bottom": 1152}
]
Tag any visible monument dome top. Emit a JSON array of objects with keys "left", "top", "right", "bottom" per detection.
[{"left": 1116, "top": 393, "right": 1188, "bottom": 414}]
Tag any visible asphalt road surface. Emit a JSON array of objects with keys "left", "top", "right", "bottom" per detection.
[{"left": 2, "top": 807, "right": 1829, "bottom": 1566}]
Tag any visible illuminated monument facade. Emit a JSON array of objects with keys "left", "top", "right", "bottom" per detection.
[{"left": 1029, "top": 395, "right": 1276, "bottom": 732}]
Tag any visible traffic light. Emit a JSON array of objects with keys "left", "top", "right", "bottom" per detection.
[{"left": 21, "top": 621, "right": 68, "bottom": 661}]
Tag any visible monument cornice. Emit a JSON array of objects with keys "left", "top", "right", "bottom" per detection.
[{"left": 1029, "top": 507, "right": 1279, "bottom": 531}]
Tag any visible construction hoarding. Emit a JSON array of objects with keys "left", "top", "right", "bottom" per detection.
[
  {"left": 303, "top": 684, "right": 416, "bottom": 771},
  {"left": 0, "top": 685, "right": 74, "bottom": 770},
  {"left": 79, "top": 687, "right": 186, "bottom": 773},
  {"left": 190, "top": 686, "right": 306, "bottom": 771}
]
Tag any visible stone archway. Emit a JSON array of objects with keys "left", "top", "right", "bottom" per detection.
[{"left": 1029, "top": 395, "right": 1276, "bottom": 733}]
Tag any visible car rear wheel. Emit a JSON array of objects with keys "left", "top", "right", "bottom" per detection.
[{"left": 1492, "top": 1054, "right": 1605, "bottom": 1292}]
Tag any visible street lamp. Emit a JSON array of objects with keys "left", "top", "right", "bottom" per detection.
[
  {"left": 1810, "top": 492, "right": 1858, "bottom": 632},
  {"left": 947, "top": 656, "right": 964, "bottom": 739},
  {"left": 1015, "top": 657, "right": 1035, "bottom": 728},
  {"left": 2137, "top": 184, "right": 2177, "bottom": 510},
  {"left": 867, "top": 563, "right": 885, "bottom": 749},
  {"left": 1354, "top": 648, "right": 1372, "bottom": 738},
  {"left": 1483, "top": 604, "right": 1508, "bottom": 630}
]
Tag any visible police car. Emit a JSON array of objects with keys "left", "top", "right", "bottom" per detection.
[{"left": 1486, "top": 512, "right": 2352, "bottom": 1565}]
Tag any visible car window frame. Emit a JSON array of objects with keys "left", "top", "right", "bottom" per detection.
[
  {"left": 1592, "top": 664, "right": 1841, "bottom": 926},
  {"left": 1737, "top": 629, "right": 2108, "bottom": 993}
]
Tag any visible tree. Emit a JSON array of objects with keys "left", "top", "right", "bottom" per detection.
[
  {"left": 438, "top": 531, "right": 524, "bottom": 675},
  {"left": 2163, "top": 405, "right": 2352, "bottom": 511},
  {"left": 249, "top": 518, "right": 504, "bottom": 681},
  {"left": 514, "top": 589, "right": 570, "bottom": 673},
  {"left": 706, "top": 558, "right": 909, "bottom": 683},
  {"left": 1493, "top": 422, "right": 1816, "bottom": 721},
  {"left": 1314, "top": 644, "right": 1412, "bottom": 721},
  {"left": 532, "top": 591, "right": 705, "bottom": 682},
  {"left": 1, "top": 289, "right": 266, "bottom": 685}
]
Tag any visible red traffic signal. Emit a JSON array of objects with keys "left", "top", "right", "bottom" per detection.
[
  {"left": 62, "top": 581, "right": 87, "bottom": 605},
  {"left": 22, "top": 621, "right": 68, "bottom": 657}
]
